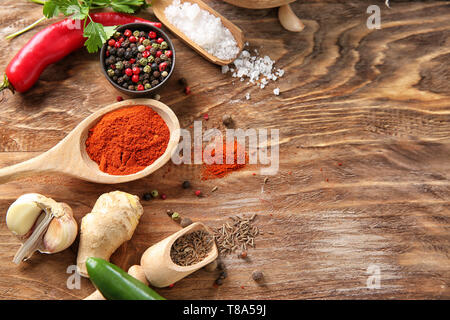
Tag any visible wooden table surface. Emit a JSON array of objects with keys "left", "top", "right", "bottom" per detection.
[{"left": 0, "top": 0, "right": 449, "bottom": 300}]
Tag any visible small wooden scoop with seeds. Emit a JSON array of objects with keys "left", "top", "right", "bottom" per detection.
[{"left": 140, "top": 222, "right": 218, "bottom": 287}]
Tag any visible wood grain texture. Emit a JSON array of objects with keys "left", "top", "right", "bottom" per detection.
[{"left": 0, "top": 0, "right": 449, "bottom": 300}]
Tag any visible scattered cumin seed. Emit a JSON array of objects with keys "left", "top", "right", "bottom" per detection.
[{"left": 213, "top": 214, "right": 259, "bottom": 256}]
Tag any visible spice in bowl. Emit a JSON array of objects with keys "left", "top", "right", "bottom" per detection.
[
  {"left": 170, "top": 230, "right": 214, "bottom": 266},
  {"left": 102, "top": 25, "right": 174, "bottom": 92},
  {"left": 85, "top": 105, "right": 170, "bottom": 175}
]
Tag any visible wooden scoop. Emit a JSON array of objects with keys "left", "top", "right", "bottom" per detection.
[
  {"left": 140, "top": 222, "right": 218, "bottom": 288},
  {"left": 0, "top": 99, "right": 180, "bottom": 184},
  {"left": 151, "top": 0, "right": 245, "bottom": 65}
]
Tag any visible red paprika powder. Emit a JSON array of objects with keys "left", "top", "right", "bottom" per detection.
[
  {"left": 201, "top": 139, "right": 248, "bottom": 180},
  {"left": 85, "top": 105, "right": 170, "bottom": 175}
]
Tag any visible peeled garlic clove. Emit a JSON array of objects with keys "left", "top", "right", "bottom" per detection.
[
  {"left": 41, "top": 203, "right": 77, "bottom": 254},
  {"left": 278, "top": 4, "right": 304, "bottom": 32},
  {"left": 6, "top": 196, "right": 43, "bottom": 237},
  {"left": 6, "top": 193, "right": 78, "bottom": 264}
]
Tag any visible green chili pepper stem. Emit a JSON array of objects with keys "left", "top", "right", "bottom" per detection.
[
  {"left": 0, "top": 75, "right": 15, "bottom": 94},
  {"left": 86, "top": 257, "right": 166, "bottom": 301},
  {"left": 5, "top": 16, "right": 46, "bottom": 40}
]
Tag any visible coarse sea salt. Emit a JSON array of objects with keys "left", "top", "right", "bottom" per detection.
[
  {"left": 165, "top": 0, "right": 239, "bottom": 61},
  {"left": 222, "top": 47, "right": 285, "bottom": 97}
]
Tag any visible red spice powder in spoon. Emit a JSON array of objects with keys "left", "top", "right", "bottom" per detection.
[{"left": 85, "top": 105, "right": 170, "bottom": 175}]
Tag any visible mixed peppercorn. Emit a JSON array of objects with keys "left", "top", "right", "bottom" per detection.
[{"left": 104, "top": 28, "right": 173, "bottom": 91}]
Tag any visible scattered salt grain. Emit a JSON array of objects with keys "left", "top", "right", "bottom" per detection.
[
  {"left": 276, "top": 69, "right": 285, "bottom": 77},
  {"left": 260, "top": 78, "right": 268, "bottom": 89},
  {"left": 273, "top": 88, "right": 280, "bottom": 96},
  {"left": 165, "top": 0, "right": 239, "bottom": 60},
  {"left": 222, "top": 46, "right": 285, "bottom": 93},
  {"left": 245, "top": 92, "right": 251, "bottom": 100},
  {"left": 221, "top": 65, "right": 229, "bottom": 74}
]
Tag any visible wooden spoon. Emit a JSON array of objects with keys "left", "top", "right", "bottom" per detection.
[
  {"left": 0, "top": 99, "right": 180, "bottom": 184},
  {"left": 223, "top": 0, "right": 295, "bottom": 9},
  {"left": 151, "top": 0, "right": 245, "bottom": 65},
  {"left": 140, "top": 222, "right": 218, "bottom": 288}
]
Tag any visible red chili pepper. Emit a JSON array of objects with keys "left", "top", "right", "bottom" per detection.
[{"left": 1, "top": 13, "right": 162, "bottom": 93}]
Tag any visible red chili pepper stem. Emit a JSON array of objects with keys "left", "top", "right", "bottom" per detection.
[{"left": 0, "top": 75, "right": 14, "bottom": 94}]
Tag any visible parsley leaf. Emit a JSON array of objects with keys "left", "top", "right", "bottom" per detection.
[
  {"left": 66, "top": 4, "right": 89, "bottom": 20},
  {"left": 46, "top": 0, "right": 80, "bottom": 17},
  {"left": 110, "top": 0, "right": 148, "bottom": 13},
  {"left": 83, "top": 21, "right": 117, "bottom": 53},
  {"left": 43, "top": 1, "right": 60, "bottom": 18}
]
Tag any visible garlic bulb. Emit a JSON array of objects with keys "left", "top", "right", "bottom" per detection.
[{"left": 6, "top": 193, "right": 78, "bottom": 264}]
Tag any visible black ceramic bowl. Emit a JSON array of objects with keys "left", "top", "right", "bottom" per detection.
[{"left": 100, "top": 22, "right": 176, "bottom": 96}]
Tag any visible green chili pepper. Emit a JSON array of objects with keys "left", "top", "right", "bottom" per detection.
[{"left": 86, "top": 257, "right": 166, "bottom": 300}]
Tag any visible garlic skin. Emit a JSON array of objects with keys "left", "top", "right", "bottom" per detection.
[{"left": 5, "top": 193, "right": 78, "bottom": 264}]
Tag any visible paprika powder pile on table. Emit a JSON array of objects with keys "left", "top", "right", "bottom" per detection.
[
  {"left": 85, "top": 105, "right": 170, "bottom": 175},
  {"left": 201, "top": 138, "right": 248, "bottom": 180}
]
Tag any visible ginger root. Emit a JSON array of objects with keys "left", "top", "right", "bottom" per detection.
[{"left": 76, "top": 191, "right": 143, "bottom": 277}]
